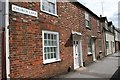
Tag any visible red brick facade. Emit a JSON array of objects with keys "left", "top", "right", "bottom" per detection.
[
  {"left": 115, "top": 41, "right": 120, "bottom": 52},
  {"left": 9, "top": 2, "right": 104, "bottom": 78}
]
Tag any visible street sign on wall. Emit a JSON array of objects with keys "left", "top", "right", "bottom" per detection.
[{"left": 12, "top": 5, "right": 38, "bottom": 17}]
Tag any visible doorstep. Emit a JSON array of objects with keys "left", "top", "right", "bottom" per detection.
[{"left": 75, "top": 67, "right": 87, "bottom": 72}]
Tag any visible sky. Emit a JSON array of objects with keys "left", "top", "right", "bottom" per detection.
[{"left": 78, "top": 0, "right": 119, "bottom": 28}]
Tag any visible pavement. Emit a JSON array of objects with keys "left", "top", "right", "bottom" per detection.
[{"left": 53, "top": 52, "right": 120, "bottom": 79}]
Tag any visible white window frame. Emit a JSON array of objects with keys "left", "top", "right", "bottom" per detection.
[
  {"left": 40, "top": 0, "right": 58, "bottom": 16},
  {"left": 97, "top": 20, "right": 100, "bottom": 32},
  {"left": 106, "top": 41, "right": 109, "bottom": 49},
  {"left": 87, "top": 37, "right": 92, "bottom": 54},
  {"left": 85, "top": 12, "right": 90, "bottom": 28},
  {"left": 42, "top": 30, "right": 60, "bottom": 64},
  {"left": 99, "top": 39, "right": 102, "bottom": 50}
]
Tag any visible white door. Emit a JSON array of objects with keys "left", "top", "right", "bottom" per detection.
[
  {"left": 73, "top": 40, "right": 80, "bottom": 69},
  {"left": 92, "top": 40, "right": 96, "bottom": 61}
]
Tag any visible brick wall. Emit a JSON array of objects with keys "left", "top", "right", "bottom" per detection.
[{"left": 9, "top": 2, "right": 104, "bottom": 78}]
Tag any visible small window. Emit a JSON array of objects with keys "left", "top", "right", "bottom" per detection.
[
  {"left": 41, "top": 0, "right": 57, "bottom": 16},
  {"left": 85, "top": 12, "right": 90, "bottom": 28},
  {"left": 42, "top": 30, "right": 60, "bottom": 64},
  {"left": 87, "top": 37, "right": 92, "bottom": 53},
  {"left": 106, "top": 41, "right": 109, "bottom": 49},
  {"left": 97, "top": 20, "right": 100, "bottom": 32}
]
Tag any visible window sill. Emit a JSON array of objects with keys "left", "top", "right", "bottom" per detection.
[
  {"left": 99, "top": 50, "right": 102, "bottom": 52},
  {"left": 97, "top": 31, "right": 101, "bottom": 33},
  {"left": 86, "top": 26, "right": 91, "bottom": 30},
  {"left": 87, "top": 52, "right": 92, "bottom": 56},
  {"left": 43, "top": 59, "right": 61, "bottom": 64},
  {"left": 41, "top": 10, "right": 58, "bottom": 17},
  {"left": 99, "top": 50, "right": 102, "bottom": 54}
]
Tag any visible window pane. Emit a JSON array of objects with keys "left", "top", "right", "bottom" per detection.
[
  {"left": 42, "top": 0, "right": 56, "bottom": 14},
  {"left": 48, "top": 40, "right": 50, "bottom": 46},
  {"left": 47, "top": 47, "right": 50, "bottom": 52},
  {"left": 86, "top": 20, "right": 90, "bottom": 27},
  {"left": 45, "top": 53, "right": 48, "bottom": 60},
  {"left": 54, "top": 35, "right": 57, "bottom": 40},
  {"left": 48, "top": 53, "right": 50, "bottom": 59},
  {"left": 106, "top": 41, "right": 109, "bottom": 49},
  {"left": 53, "top": 47, "right": 56, "bottom": 52},
  {"left": 85, "top": 12, "right": 89, "bottom": 20},
  {"left": 46, "top": 47, "right": 49, "bottom": 52},
  {"left": 51, "top": 47, "right": 53, "bottom": 52},
  {"left": 50, "top": 41, "right": 52, "bottom": 46},
  {"left": 44, "top": 47, "right": 47, "bottom": 53},
  {"left": 51, "top": 53, "right": 54, "bottom": 58},
  {"left": 44, "top": 40, "right": 47, "bottom": 46},
  {"left": 48, "top": 34, "right": 50, "bottom": 39},
  {"left": 42, "top": 0, "right": 48, "bottom": 11},
  {"left": 44, "top": 33, "right": 47, "bottom": 39},
  {"left": 50, "top": 47, "right": 52, "bottom": 52},
  {"left": 54, "top": 53, "right": 56, "bottom": 58},
  {"left": 53, "top": 41, "right": 57, "bottom": 46},
  {"left": 51, "top": 34, "right": 54, "bottom": 40},
  {"left": 51, "top": 41, "right": 54, "bottom": 46},
  {"left": 49, "top": 3, "right": 55, "bottom": 14},
  {"left": 52, "top": 4, "right": 55, "bottom": 14},
  {"left": 87, "top": 37, "right": 92, "bottom": 52}
]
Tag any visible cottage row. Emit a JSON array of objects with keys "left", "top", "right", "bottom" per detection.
[{"left": 0, "top": 0, "right": 120, "bottom": 79}]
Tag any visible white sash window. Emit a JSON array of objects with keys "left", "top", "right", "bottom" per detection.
[{"left": 41, "top": 0, "right": 57, "bottom": 16}]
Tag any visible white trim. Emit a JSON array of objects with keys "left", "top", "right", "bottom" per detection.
[
  {"left": 42, "top": 30, "right": 60, "bottom": 64},
  {"left": 72, "top": 31, "right": 82, "bottom": 36},
  {"left": 92, "top": 40, "right": 96, "bottom": 61},
  {"left": 43, "top": 59, "right": 61, "bottom": 64},
  {"left": 73, "top": 35, "right": 83, "bottom": 69},
  {"left": 91, "top": 36, "right": 97, "bottom": 38},
  {"left": 5, "top": 0, "right": 10, "bottom": 78},
  {"left": 80, "top": 40, "right": 83, "bottom": 67},
  {"left": 86, "top": 25, "right": 91, "bottom": 29},
  {"left": 88, "top": 52, "right": 92, "bottom": 55},
  {"left": 40, "top": 0, "right": 58, "bottom": 16},
  {"left": 99, "top": 50, "right": 102, "bottom": 52}
]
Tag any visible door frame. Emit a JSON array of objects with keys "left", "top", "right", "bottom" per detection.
[
  {"left": 111, "top": 41, "right": 113, "bottom": 54},
  {"left": 72, "top": 34, "right": 83, "bottom": 69},
  {"left": 92, "top": 38, "right": 96, "bottom": 61}
]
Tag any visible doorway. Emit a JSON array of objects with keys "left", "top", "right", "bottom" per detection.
[{"left": 73, "top": 35, "right": 83, "bottom": 69}]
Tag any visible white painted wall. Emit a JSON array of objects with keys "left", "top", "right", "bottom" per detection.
[{"left": 106, "top": 32, "right": 115, "bottom": 55}]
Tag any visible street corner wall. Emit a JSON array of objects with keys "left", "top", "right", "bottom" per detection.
[{"left": 8, "top": 2, "right": 83, "bottom": 78}]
